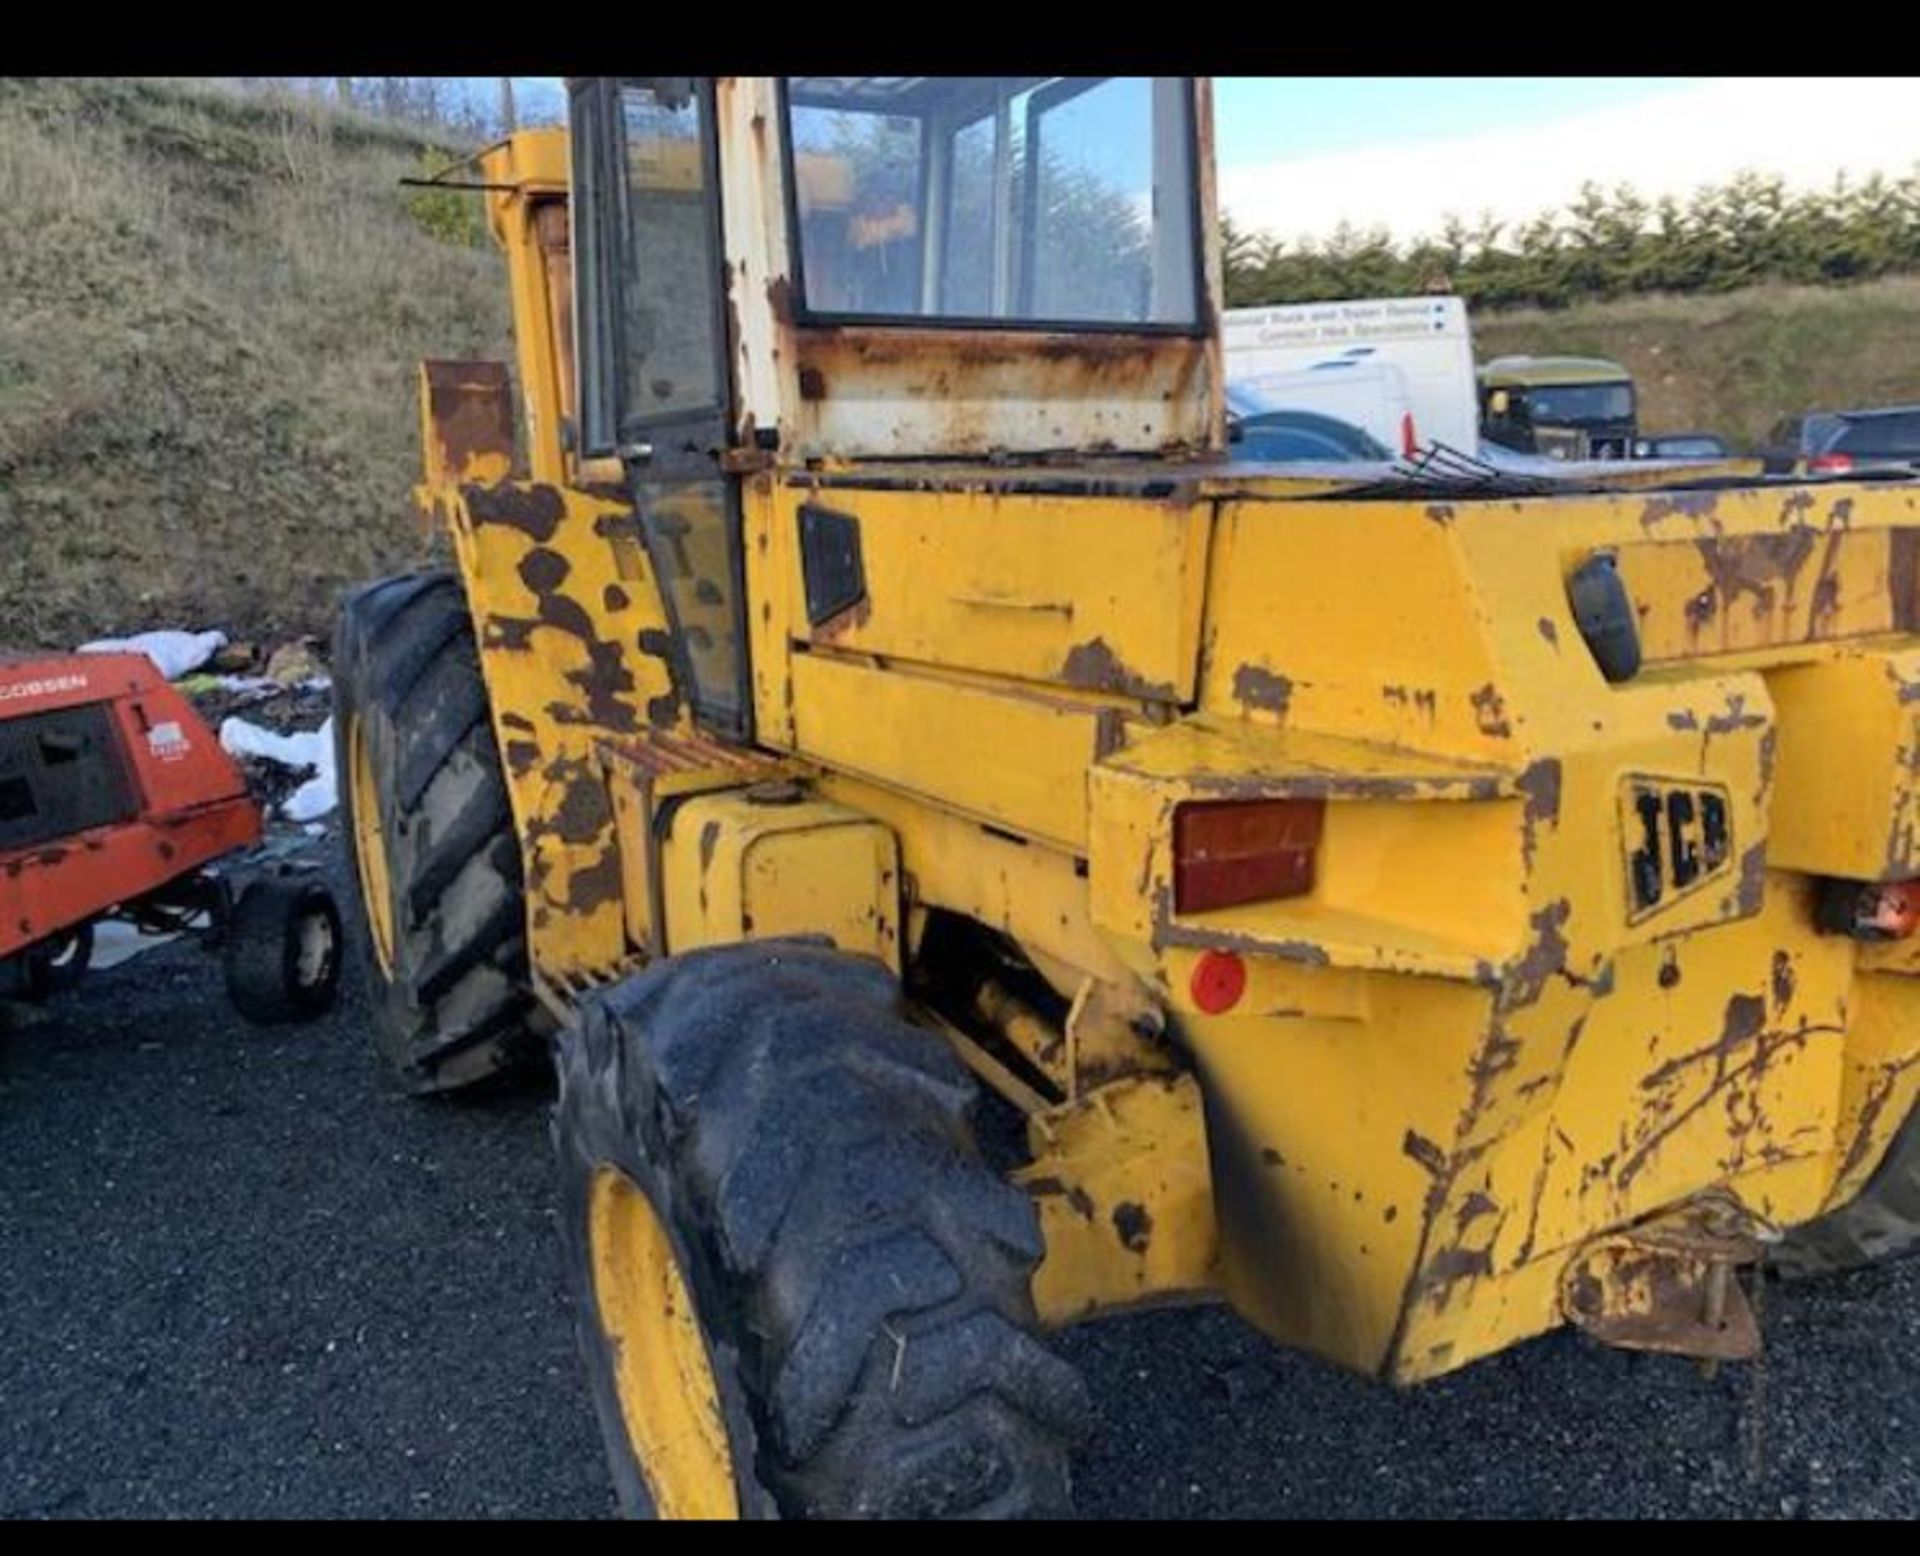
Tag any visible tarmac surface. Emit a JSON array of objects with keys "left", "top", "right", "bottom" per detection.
[{"left": 5, "top": 843, "right": 1920, "bottom": 1519}]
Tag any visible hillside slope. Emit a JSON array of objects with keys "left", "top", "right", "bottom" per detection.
[
  {"left": 1474, "top": 276, "right": 1920, "bottom": 447},
  {"left": 0, "top": 77, "right": 510, "bottom": 649}
]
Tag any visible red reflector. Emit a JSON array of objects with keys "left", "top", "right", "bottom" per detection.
[
  {"left": 1808, "top": 452, "right": 1854, "bottom": 474},
  {"left": 1173, "top": 798, "right": 1323, "bottom": 915},
  {"left": 1190, "top": 950, "right": 1247, "bottom": 1014}
]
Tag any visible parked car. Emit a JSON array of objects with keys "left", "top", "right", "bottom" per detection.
[
  {"left": 1226, "top": 385, "right": 1393, "bottom": 464},
  {"left": 1632, "top": 432, "right": 1730, "bottom": 459},
  {"left": 1760, "top": 407, "right": 1920, "bottom": 475}
]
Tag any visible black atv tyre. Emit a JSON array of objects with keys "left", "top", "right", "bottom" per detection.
[
  {"left": 555, "top": 938, "right": 1089, "bottom": 1519},
  {"left": 333, "top": 570, "right": 545, "bottom": 1093},
  {"left": 224, "top": 874, "right": 343, "bottom": 1024}
]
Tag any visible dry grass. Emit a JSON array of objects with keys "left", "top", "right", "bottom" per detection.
[
  {"left": 0, "top": 77, "right": 508, "bottom": 649},
  {"left": 1474, "top": 276, "right": 1920, "bottom": 447}
]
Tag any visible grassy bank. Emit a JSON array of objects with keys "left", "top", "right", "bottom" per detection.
[{"left": 0, "top": 77, "right": 509, "bottom": 649}]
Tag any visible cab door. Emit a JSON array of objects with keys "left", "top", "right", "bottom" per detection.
[{"left": 572, "top": 77, "right": 751, "bottom": 739}]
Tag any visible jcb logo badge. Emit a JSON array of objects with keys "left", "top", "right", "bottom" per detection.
[{"left": 1623, "top": 778, "right": 1732, "bottom": 922}]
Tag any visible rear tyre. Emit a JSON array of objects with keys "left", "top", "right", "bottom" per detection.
[
  {"left": 224, "top": 875, "right": 343, "bottom": 1024},
  {"left": 1773, "top": 1102, "right": 1920, "bottom": 1277},
  {"left": 333, "top": 570, "right": 545, "bottom": 1093},
  {"left": 556, "top": 938, "right": 1089, "bottom": 1520}
]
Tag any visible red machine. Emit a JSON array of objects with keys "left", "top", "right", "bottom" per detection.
[{"left": 0, "top": 651, "right": 340, "bottom": 1020}]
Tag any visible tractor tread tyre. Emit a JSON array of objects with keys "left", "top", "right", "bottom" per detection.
[
  {"left": 556, "top": 938, "right": 1089, "bottom": 1520},
  {"left": 1774, "top": 1102, "right": 1920, "bottom": 1277},
  {"left": 333, "top": 569, "right": 546, "bottom": 1094}
]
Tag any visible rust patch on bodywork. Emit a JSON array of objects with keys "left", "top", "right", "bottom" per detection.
[
  {"left": 1062, "top": 638, "right": 1177, "bottom": 702},
  {"left": 1733, "top": 842, "right": 1767, "bottom": 916},
  {"left": 1770, "top": 949, "right": 1796, "bottom": 1014},
  {"left": 565, "top": 847, "right": 623, "bottom": 912},
  {"left": 1027, "top": 1175, "right": 1097, "bottom": 1221},
  {"left": 765, "top": 274, "right": 795, "bottom": 326},
  {"left": 1423, "top": 1246, "right": 1493, "bottom": 1287},
  {"left": 1618, "top": 989, "right": 1840, "bottom": 1191},
  {"left": 1638, "top": 491, "right": 1720, "bottom": 531},
  {"left": 1837, "top": 1055, "right": 1920, "bottom": 1186},
  {"left": 1696, "top": 531, "right": 1817, "bottom": 618},
  {"left": 1469, "top": 683, "right": 1512, "bottom": 740},
  {"left": 420, "top": 359, "right": 515, "bottom": 487},
  {"left": 1517, "top": 758, "right": 1562, "bottom": 870},
  {"left": 1561, "top": 1194, "right": 1768, "bottom": 1360},
  {"left": 786, "top": 322, "right": 1211, "bottom": 458},
  {"left": 1112, "top": 1201, "right": 1153, "bottom": 1253},
  {"left": 1891, "top": 529, "right": 1920, "bottom": 630},
  {"left": 466, "top": 481, "right": 566, "bottom": 544},
  {"left": 1506, "top": 900, "right": 1573, "bottom": 1011},
  {"left": 1402, "top": 1130, "right": 1448, "bottom": 1177},
  {"left": 1517, "top": 759, "right": 1561, "bottom": 825},
  {"left": 1230, "top": 663, "right": 1294, "bottom": 717},
  {"left": 810, "top": 595, "right": 873, "bottom": 644}
]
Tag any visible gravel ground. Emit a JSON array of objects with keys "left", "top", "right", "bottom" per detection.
[{"left": 5, "top": 842, "right": 1920, "bottom": 1519}]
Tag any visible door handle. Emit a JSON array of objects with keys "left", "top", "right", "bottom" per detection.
[{"left": 617, "top": 441, "right": 655, "bottom": 465}]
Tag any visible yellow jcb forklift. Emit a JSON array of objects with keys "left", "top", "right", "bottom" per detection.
[{"left": 336, "top": 76, "right": 1920, "bottom": 1518}]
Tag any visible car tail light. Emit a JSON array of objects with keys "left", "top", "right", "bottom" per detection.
[
  {"left": 1808, "top": 452, "right": 1855, "bottom": 474},
  {"left": 1173, "top": 799, "right": 1323, "bottom": 914},
  {"left": 1400, "top": 413, "right": 1418, "bottom": 458},
  {"left": 1816, "top": 878, "right": 1920, "bottom": 940}
]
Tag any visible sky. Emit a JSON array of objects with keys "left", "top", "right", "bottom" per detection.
[
  {"left": 1212, "top": 77, "right": 1920, "bottom": 246},
  {"left": 486, "top": 77, "right": 1920, "bottom": 248}
]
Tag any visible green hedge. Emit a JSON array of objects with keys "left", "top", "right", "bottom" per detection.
[{"left": 1224, "top": 169, "right": 1920, "bottom": 312}]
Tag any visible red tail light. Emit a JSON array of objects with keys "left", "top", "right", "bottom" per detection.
[
  {"left": 1401, "top": 412, "right": 1419, "bottom": 458},
  {"left": 1173, "top": 799, "right": 1324, "bottom": 914},
  {"left": 1808, "top": 452, "right": 1854, "bottom": 474}
]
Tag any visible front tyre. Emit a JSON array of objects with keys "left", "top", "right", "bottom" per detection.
[
  {"left": 332, "top": 571, "right": 544, "bottom": 1092},
  {"left": 555, "top": 939, "right": 1089, "bottom": 1519}
]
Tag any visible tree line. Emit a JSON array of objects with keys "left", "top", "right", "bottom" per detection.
[{"left": 1223, "top": 168, "right": 1920, "bottom": 312}]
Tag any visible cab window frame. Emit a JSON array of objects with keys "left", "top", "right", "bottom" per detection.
[
  {"left": 775, "top": 76, "right": 1209, "bottom": 338},
  {"left": 569, "top": 76, "right": 734, "bottom": 452}
]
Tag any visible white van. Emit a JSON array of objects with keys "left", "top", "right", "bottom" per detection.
[{"left": 1221, "top": 296, "right": 1478, "bottom": 457}]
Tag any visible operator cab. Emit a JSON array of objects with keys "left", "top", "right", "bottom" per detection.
[{"left": 564, "top": 76, "right": 1224, "bottom": 737}]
